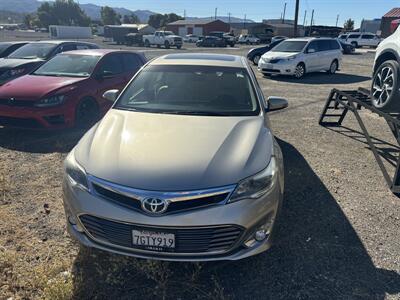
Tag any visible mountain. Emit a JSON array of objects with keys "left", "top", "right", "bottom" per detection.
[
  {"left": 0, "top": 0, "right": 157, "bottom": 23},
  {"left": 0, "top": 0, "right": 253, "bottom": 24}
]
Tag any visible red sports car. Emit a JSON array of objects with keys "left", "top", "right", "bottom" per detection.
[{"left": 0, "top": 49, "right": 146, "bottom": 129}]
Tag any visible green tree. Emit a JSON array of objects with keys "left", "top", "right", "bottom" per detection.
[
  {"left": 101, "top": 6, "right": 121, "bottom": 25},
  {"left": 343, "top": 18, "right": 355, "bottom": 31},
  {"left": 23, "top": 13, "right": 35, "bottom": 29},
  {"left": 148, "top": 13, "right": 183, "bottom": 29},
  {"left": 123, "top": 14, "right": 140, "bottom": 24},
  {"left": 36, "top": 0, "right": 90, "bottom": 28}
]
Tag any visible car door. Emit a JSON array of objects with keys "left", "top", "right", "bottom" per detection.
[
  {"left": 94, "top": 53, "right": 125, "bottom": 112},
  {"left": 304, "top": 40, "right": 321, "bottom": 72},
  {"left": 318, "top": 40, "right": 334, "bottom": 70}
]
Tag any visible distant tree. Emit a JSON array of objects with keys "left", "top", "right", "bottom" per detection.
[
  {"left": 148, "top": 13, "right": 183, "bottom": 29},
  {"left": 23, "top": 14, "right": 35, "bottom": 29},
  {"left": 36, "top": 0, "right": 90, "bottom": 28},
  {"left": 123, "top": 14, "right": 140, "bottom": 24},
  {"left": 101, "top": 6, "right": 121, "bottom": 25},
  {"left": 343, "top": 18, "right": 355, "bottom": 31}
]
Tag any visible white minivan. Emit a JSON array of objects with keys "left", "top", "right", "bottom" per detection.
[
  {"left": 346, "top": 33, "right": 382, "bottom": 48},
  {"left": 258, "top": 37, "right": 343, "bottom": 78}
]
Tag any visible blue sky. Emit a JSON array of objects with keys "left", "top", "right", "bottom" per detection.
[{"left": 74, "top": 0, "right": 399, "bottom": 27}]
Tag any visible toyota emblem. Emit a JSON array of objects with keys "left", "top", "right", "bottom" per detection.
[{"left": 142, "top": 198, "right": 168, "bottom": 214}]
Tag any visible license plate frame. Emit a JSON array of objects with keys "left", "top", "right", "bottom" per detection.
[{"left": 132, "top": 229, "right": 175, "bottom": 251}]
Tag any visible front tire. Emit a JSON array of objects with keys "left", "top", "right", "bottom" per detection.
[
  {"left": 252, "top": 55, "right": 261, "bottom": 65},
  {"left": 294, "top": 63, "right": 306, "bottom": 79},
  {"left": 371, "top": 60, "right": 400, "bottom": 112},
  {"left": 351, "top": 41, "right": 358, "bottom": 48},
  {"left": 328, "top": 60, "right": 338, "bottom": 74},
  {"left": 177, "top": 45, "right": 182, "bottom": 49},
  {"left": 164, "top": 41, "right": 170, "bottom": 49},
  {"left": 144, "top": 40, "right": 150, "bottom": 48},
  {"left": 75, "top": 98, "right": 99, "bottom": 129}
]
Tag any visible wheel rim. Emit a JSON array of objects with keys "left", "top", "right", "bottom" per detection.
[
  {"left": 372, "top": 66, "right": 394, "bottom": 107},
  {"left": 77, "top": 100, "right": 97, "bottom": 128},
  {"left": 295, "top": 65, "right": 305, "bottom": 78},
  {"left": 330, "top": 61, "right": 337, "bottom": 73},
  {"left": 253, "top": 55, "right": 260, "bottom": 64}
]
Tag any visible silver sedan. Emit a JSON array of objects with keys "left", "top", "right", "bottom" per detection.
[{"left": 62, "top": 53, "right": 288, "bottom": 261}]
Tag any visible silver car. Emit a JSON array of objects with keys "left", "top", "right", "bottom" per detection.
[{"left": 62, "top": 53, "right": 288, "bottom": 261}]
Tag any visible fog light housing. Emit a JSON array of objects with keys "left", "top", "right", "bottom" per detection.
[
  {"left": 255, "top": 230, "right": 267, "bottom": 241},
  {"left": 286, "top": 69, "right": 291, "bottom": 73},
  {"left": 68, "top": 215, "right": 77, "bottom": 225},
  {"left": 244, "top": 212, "right": 275, "bottom": 248}
]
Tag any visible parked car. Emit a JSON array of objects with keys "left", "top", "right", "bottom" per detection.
[
  {"left": 338, "top": 33, "right": 349, "bottom": 41},
  {"left": 209, "top": 31, "right": 236, "bottom": 47},
  {"left": 0, "top": 41, "right": 99, "bottom": 85},
  {"left": 238, "top": 34, "right": 260, "bottom": 45},
  {"left": 0, "top": 42, "right": 29, "bottom": 58},
  {"left": 184, "top": 34, "right": 200, "bottom": 43},
  {"left": 62, "top": 53, "right": 288, "bottom": 261},
  {"left": 143, "top": 31, "right": 183, "bottom": 49},
  {"left": 337, "top": 39, "right": 355, "bottom": 54},
  {"left": 125, "top": 33, "right": 144, "bottom": 46},
  {"left": 271, "top": 36, "right": 288, "bottom": 44},
  {"left": 0, "top": 49, "right": 146, "bottom": 129},
  {"left": 371, "top": 25, "right": 400, "bottom": 112},
  {"left": 196, "top": 36, "right": 226, "bottom": 47},
  {"left": 258, "top": 37, "right": 343, "bottom": 79},
  {"left": 346, "top": 32, "right": 382, "bottom": 48},
  {"left": 247, "top": 39, "right": 286, "bottom": 65}
]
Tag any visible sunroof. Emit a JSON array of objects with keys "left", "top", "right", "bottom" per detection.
[{"left": 164, "top": 54, "right": 237, "bottom": 61}]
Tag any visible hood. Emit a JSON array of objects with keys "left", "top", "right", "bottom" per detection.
[
  {"left": 168, "top": 35, "right": 182, "bottom": 39},
  {"left": 262, "top": 51, "right": 299, "bottom": 59},
  {"left": 75, "top": 109, "right": 273, "bottom": 191},
  {"left": 0, "top": 57, "right": 44, "bottom": 70},
  {"left": 0, "top": 74, "right": 86, "bottom": 100}
]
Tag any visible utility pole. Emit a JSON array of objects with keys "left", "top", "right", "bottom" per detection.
[
  {"left": 336, "top": 14, "right": 340, "bottom": 27},
  {"left": 282, "top": 2, "right": 287, "bottom": 24},
  {"left": 244, "top": 14, "right": 247, "bottom": 29},
  {"left": 303, "top": 10, "right": 307, "bottom": 27},
  {"left": 228, "top": 12, "right": 231, "bottom": 24},
  {"left": 309, "top": 9, "right": 314, "bottom": 36},
  {"left": 294, "top": 0, "right": 300, "bottom": 37},
  {"left": 215, "top": 7, "right": 218, "bottom": 20},
  {"left": 184, "top": 9, "right": 186, "bottom": 19}
]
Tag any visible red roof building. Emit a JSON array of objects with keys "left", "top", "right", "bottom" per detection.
[{"left": 381, "top": 8, "right": 400, "bottom": 37}]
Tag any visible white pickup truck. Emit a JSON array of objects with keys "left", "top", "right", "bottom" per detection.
[{"left": 143, "top": 31, "right": 183, "bottom": 49}]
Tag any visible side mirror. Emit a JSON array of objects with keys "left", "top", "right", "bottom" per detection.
[
  {"left": 307, "top": 48, "right": 316, "bottom": 54},
  {"left": 268, "top": 96, "right": 288, "bottom": 112},
  {"left": 103, "top": 89, "right": 120, "bottom": 102}
]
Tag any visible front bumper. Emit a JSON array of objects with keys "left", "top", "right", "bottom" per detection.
[
  {"left": 63, "top": 177, "right": 283, "bottom": 261},
  {"left": 0, "top": 103, "right": 74, "bottom": 129},
  {"left": 258, "top": 60, "right": 297, "bottom": 75}
]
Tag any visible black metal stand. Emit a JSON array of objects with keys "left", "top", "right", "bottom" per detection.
[{"left": 319, "top": 88, "right": 400, "bottom": 194}]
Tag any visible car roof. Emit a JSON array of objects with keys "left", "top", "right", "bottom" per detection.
[
  {"left": 29, "top": 40, "right": 98, "bottom": 46},
  {"left": 58, "top": 49, "right": 139, "bottom": 56},
  {"left": 284, "top": 37, "right": 336, "bottom": 42},
  {"left": 150, "top": 53, "right": 246, "bottom": 68}
]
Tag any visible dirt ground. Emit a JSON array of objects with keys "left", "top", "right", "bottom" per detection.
[{"left": 0, "top": 31, "right": 400, "bottom": 299}]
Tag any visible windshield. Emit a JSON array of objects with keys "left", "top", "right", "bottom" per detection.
[
  {"left": 8, "top": 43, "right": 55, "bottom": 59},
  {"left": 271, "top": 40, "right": 308, "bottom": 53},
  {"left": 0, "top": 43, "right": 11, "bottom": 53},
  {"left": 33, "top": 54, "right": 100, "bottom": 77},
  {"left": 115, "top": 65, "right": 260, "bottom": 116},
  {"left": 164, "top": 31, "right": 174, "bottom": 36}
]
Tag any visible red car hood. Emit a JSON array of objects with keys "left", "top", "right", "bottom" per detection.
[{"left": 0, "top": 75, "right": 86, "bottom": 100}]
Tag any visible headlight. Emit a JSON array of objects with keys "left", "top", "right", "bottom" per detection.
[
  {"left": 286, "top": 55, "right": 297, "bottom": 61},
  {"left": 229, "top": 157, "right": 278, "bottom": 203},
  {"left": 65, "top": 152, "right": 89, "bottom": 192},
  {"left": 34, "top": 95, "right": 65, "bottom": 108}
]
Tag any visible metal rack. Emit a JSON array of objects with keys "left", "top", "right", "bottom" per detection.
[{"left": 319, "top": 88, "right": 400, "bottom": 194}]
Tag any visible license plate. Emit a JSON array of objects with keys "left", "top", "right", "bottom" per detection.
[{"left": 132, "top": 230, "right": 175, "bottom": 250}]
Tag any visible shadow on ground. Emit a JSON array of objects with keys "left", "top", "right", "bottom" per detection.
[
  {"left": 0, "top": 128, "right": 85, "bottom": 153},
  {"left": 267, "top": 72, "right": 371, "bottom": 85},
  {"left": 71, "top": 139, "right": 400, "bottom": 299}
]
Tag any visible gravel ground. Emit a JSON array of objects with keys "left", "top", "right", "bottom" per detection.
[{"left": 0, "top": 31, "right": 399, "bottom": 299}]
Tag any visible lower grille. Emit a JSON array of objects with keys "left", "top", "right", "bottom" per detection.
[
  {"left": 79, "top": 214, "right": 243, "bottom": 254},
  {"left": 0, "top": 99, "right": 35, "bottom": 107},
  {"left": 262, "top": 68, "right": 280, "bottom": 73},
  {"left": 0, "top": 116, "right": 42, "bottom": 128}
]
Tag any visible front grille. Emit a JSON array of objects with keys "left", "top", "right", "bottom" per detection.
[
  {"left": 0, "top": 116, "right": 42, "bottom": 128},
  {"left": 92, "top": 183, "right": 230, "bottom": 214},
  {"left": 79, "top": 214, "right": 243, "bottom": 254},
  {"left": 0, "top": 98, "right": 35, "bottom": 107}
]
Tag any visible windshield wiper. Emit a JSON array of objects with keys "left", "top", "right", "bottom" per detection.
[{"left": 159, "top": 111, "right": 230, "bottom": 116}]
